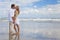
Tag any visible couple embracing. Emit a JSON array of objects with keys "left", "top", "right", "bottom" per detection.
[{"left": 9, "top": 4, "right": 20, "bottom": 35}]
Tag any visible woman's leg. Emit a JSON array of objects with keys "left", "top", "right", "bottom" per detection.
[
  {"left": 16, "top": 24, "right": 20, "bottom": 34},
  {"left": 14, "top": 24, "right": 17, "bottom": 32},
  {"left": 16, "top": 19, "right": 20, "bottom": 34}
]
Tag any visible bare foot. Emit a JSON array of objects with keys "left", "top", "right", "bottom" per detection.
[{"left": 16, "top": 32, "right": 19, "bottom": 35}]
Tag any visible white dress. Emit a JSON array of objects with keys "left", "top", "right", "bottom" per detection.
[{"left": 14, "top": 10, "right": 19, "bottom": 25}]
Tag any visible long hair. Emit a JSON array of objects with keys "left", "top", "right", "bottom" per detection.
[{"left": 16, "top": 6, "right": 20, "bottom": 14}]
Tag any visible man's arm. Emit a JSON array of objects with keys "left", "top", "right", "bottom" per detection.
[{"left": 12, "top": 11, "right": 16, "bottom": 23}]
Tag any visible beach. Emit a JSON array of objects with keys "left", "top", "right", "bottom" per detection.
[{"left": 0, "top": 19, "right": 60, "bottom": 40}]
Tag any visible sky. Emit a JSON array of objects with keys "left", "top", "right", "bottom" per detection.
[{"left": 0, "top": 0, "right": 60, "bottom": 19}]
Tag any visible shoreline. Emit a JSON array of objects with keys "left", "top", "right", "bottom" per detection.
[{"left": 0, "top": 19, "right": 60, "bottom": 22}]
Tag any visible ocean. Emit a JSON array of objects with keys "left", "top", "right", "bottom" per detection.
[{"left": 0, "top": 19, "right": 60, "bottom": 40}]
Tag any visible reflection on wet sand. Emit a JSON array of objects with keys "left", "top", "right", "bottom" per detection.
[
  {"left": 9, "top": 33, "right": 20, "bottom": 40},
  {"left": 9, "top": 22, "right": 20, "bottom": 40}
]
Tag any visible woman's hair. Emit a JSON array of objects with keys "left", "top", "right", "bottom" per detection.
[{"left": 16, "top": 6, "right": 20, "bottom": 14}]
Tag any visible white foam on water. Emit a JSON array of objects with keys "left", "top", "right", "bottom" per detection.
[{"left": 1, "top": 19, "right": 60, "bottom": 22}]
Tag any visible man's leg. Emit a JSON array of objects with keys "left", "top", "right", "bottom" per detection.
[
  {"left": 9, "top": 21, "right": 13, "bottom": 34},
  {"left": 9, "top": 21, "right": 17, "bottom": 35},
  {"left": 9, "top": 21, "right": 14, "bottom": 40}
]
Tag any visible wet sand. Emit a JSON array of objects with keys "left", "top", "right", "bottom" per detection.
[{"left": 0, "top": 20, "right": 60, "bottom": 40}]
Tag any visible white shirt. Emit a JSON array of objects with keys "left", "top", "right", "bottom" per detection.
[{"left": 9, "top": 9, "right": 15, "bottom": 22}]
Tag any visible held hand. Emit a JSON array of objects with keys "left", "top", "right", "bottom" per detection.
[{"left": 12, "top": 17, "right": 16, "bottom": 23}]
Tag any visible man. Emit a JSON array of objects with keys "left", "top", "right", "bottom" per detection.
[{"left": 9, "top": 4, "right": 16, "bottom": 35}]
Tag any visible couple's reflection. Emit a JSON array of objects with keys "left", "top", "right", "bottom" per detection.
[
  {"left": 9, "top": 33, "right": 20, "bottom": 40},
  {"left": 9, "top": 22, "right": 20, "bottom": 40}
]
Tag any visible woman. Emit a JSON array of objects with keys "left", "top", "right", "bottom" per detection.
[{"left": 13, "top": 6, "right": 20, "bottom": 35}]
